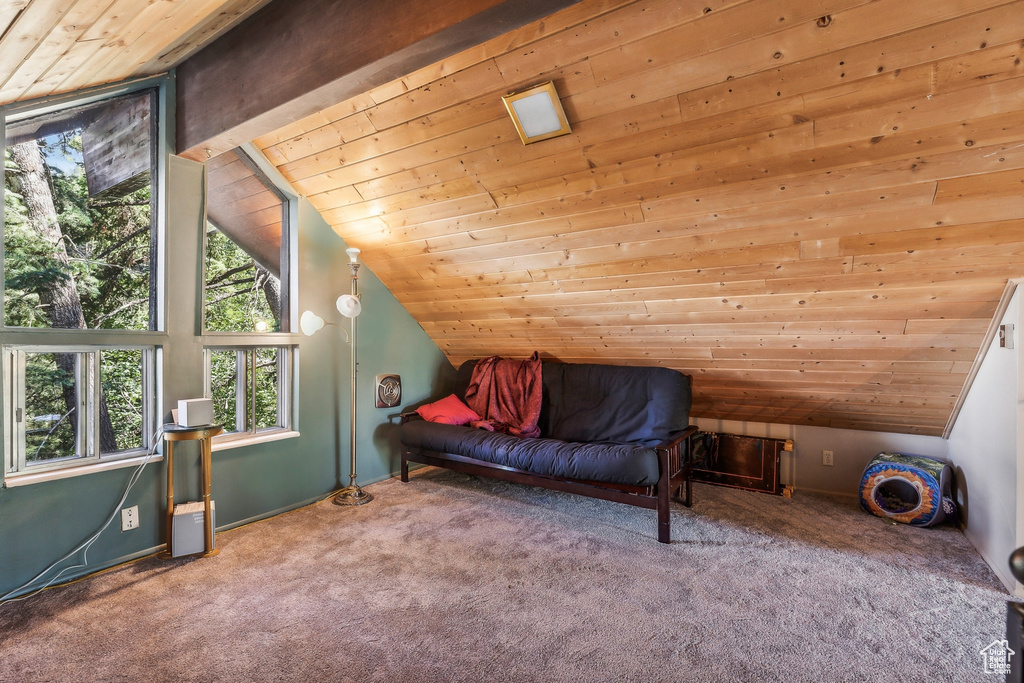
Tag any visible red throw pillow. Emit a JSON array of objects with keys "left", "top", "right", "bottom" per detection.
[{"left": 416, "top": 394, "right": 481, "bottom": 426}]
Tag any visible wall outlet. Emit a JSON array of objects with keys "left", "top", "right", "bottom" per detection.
[
  {"left": 822, "top": 450, "right": 834, "bottom": 467},
  {"left": 121, "top": 505, "right": 139, "bottom": 531}
]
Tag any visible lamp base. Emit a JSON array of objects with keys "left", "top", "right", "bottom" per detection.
[{"left": 333, "top": 484, "right": 373, "bottom": 506}]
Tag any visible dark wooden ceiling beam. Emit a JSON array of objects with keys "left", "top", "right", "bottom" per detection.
[{"left": 175, "top": 0, "right": 584, "bottom": 160}]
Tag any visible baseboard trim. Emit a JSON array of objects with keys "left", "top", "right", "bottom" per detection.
[
  {"left": 961, "top": 525, "right": 1017, "bottom": 595},
  {"left": 216, "top": 492, "right": 335, "bottom": 533},
  {"left": 783, "top": 486, "right": 858, "bottom": 500},
  {"left": 1, "top": 488, "right": 346, "bottom": 603},
  {"left": 1, "top": 546, "right": 164, "bottom": 603}
]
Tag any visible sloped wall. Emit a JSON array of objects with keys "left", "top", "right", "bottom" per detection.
[
  {"left": 948, "top": 288, "right": 1019, "bottom": 593},
  {"left": 296, "top": 196, "right": 456, "bottom": 488},
  {"left": 703, "top": 287, "right": 1020, "bottom": 593}
]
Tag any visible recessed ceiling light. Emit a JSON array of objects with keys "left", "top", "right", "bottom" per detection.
[{"left": 502, "top": 81, "right": 571, "bottom": 145}]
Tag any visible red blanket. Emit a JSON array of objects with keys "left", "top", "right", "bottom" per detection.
[{"left": 465, "top": 352, "right": 542, "bottom": 438}]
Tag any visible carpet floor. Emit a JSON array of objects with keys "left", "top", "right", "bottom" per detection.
[{"left": 0, "top": 468, "right": 1012, "bottom": 682}]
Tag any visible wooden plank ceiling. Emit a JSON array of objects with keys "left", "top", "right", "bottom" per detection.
[
  {"left": 3, "top": 0, "right": 1022, "bottom": 437},
  {"left": 254, "top": 0, "right": 1024, "bottom": 436},
  {"left": 0, "top": 0, "right": 270, "bottom": 105}
]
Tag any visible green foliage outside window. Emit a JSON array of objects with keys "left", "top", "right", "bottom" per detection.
[
  {"left": 21, "top": 349, "right": 145, "bottom": 462},
  {"left": 5, "top": 128, "right": 153, "bottom": 461},
  {"left": 24, "top": 352, "right": 78, "bottom": 462},
  {"left": 100, "top": 349, "right": 144, "bottom": 452},
  {"left": 204, "top": 227, "right": 278, "bottom": 333},
  {"left": 253, "top": 347, "right": 279, "bottom": 429},
  {"left": 4, "top": 114, "right": 288, "bottom": 466},
  {"left": 208, "top": 347, "right": 281, "bottom": 435},
  {"left": 205, "top": 228, "right": 284, "bottom": 435},
  {"left": 209, "top": 350, "right": 239, "bottom": 433},
  {"left": 3, "top": 138, "right": 152, "bottom": 331}
]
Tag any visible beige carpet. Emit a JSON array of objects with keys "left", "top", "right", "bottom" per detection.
[{"left": 0, "top": 468, "right": 1011, "bottom": 682}]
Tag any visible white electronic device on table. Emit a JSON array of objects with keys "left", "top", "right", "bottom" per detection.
[{"left": 175, "top": 398, "right": 214, "bottom": 427}]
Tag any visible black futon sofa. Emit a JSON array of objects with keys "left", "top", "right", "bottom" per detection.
[{"left": 400, "top": 360, "right": 697, "bottom": 543}]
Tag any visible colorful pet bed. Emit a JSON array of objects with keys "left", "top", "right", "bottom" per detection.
[{"left": 859, "top": 452, "right": 957, "bottom": 527}]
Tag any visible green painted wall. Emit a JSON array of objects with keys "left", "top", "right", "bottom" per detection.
[{"left": 0, "top": 145, "right": 453, "bottom": 599}]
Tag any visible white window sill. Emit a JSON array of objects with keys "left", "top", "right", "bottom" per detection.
[
  {"left": 212, "top": 429, "right": 300, "bottom": 452},
  {"left": 4, "top": 451, "right": 164, "bottom": 488},
  {"left": 3, "top": 431, "right": 301, "bottom": 486}
]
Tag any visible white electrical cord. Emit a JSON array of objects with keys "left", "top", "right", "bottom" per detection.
[{"left": 0, "top": 426, "right": 166, "bottom": 606}]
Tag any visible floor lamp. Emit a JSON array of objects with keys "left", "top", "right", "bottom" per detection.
[{"left": 299, "top": 246, "right": 373, "bottom": 506}]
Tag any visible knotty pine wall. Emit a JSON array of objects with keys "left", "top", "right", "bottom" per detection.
[{"left": 253, "top": 0, "right": 1024, "bottom": 436}]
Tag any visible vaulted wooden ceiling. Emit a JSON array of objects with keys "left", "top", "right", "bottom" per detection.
[
  {"left": 254, "top": 0, "right": 1024, "bottom": 436},
  {"left": 3, "top": 0, "right": 1024, "bottom": 437},
  {"left": 0, "top": 0, "right": 270, "bottom": 105}
]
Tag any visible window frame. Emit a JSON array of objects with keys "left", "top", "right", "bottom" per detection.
[
  {"left": 3, "top": 344, "right": 157, "bottom": 476},
  {"left": 202, "top": 146, "right": 291, "bottom": 335},
  {"left": 202, "top": 344, "right": 298, "bottom": 449},
  {"left": 1, "top": 77, "right": 169, "bottom": 485},
  {"left": 200, "top": 142, "right": 300, "bottom": 451}
]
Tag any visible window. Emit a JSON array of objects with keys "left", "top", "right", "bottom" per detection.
[
  {"left": 2, "top": 87, "right": 159, "bottom": 479},
  {"left": 204, "top": 148, "right": 289, "bottom": 333},
  {"left": 201, "top": 146, "right": 295, "bottom": 447},
  {"left": 204, "top": 346, "right": 294, "bottom": 442},
  {"left": 4, "top": 90, "right": 157, "bottom": 331},
  {"left": 3, "top": 346, "right": 155, "bottom": 475}
]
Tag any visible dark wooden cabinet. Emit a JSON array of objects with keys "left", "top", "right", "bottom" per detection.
[{"left": 690, "top": 432, "right": 789, "bottom": 495}]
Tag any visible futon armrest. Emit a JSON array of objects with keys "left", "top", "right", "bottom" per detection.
[
  {"left": 399, "top": 411, "right": 422, "bottom": 424},
  {"left": 657, "top": 424, "right": 698, "bottom": 510},
  {"left": 656, "top": 425, "right": 699, "bottom": 453}
]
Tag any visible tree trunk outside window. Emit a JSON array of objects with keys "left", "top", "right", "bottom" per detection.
[
  {"left": 254, "top": 262, "right": 281, "bottom": 323},
  {"left": 9, "top": 140, "right": 118, "bottom": 452}
]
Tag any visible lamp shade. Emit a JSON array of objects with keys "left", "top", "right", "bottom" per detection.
[
  {"left": 299, "top": 310, "right": 325, "bottom": 336},
  {"left": 336, "top": 294, "right": 362, "bottom": 318}
]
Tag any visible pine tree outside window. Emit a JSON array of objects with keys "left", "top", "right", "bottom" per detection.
[{"left": 3, "top": 88, "right": 159, "bottom": 478}]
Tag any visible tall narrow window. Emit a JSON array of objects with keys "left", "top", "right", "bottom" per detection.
[
  {"left": 202, "top": 147, "right": 294, "bottom": 447},
  {"left": 204, "top": 149, "right": 289, "bottom": 333}
]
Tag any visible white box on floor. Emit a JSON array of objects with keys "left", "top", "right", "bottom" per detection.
[
  {"left": 177, "top": 398, "right": 213, "bottom": 427},
  {"left": 171, "top": 501, "right": 215, "bottom": 557}
]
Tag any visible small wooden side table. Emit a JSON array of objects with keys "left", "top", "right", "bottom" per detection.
[{"left": 160, "top": 424, "right": 223, "bottom": 559}]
